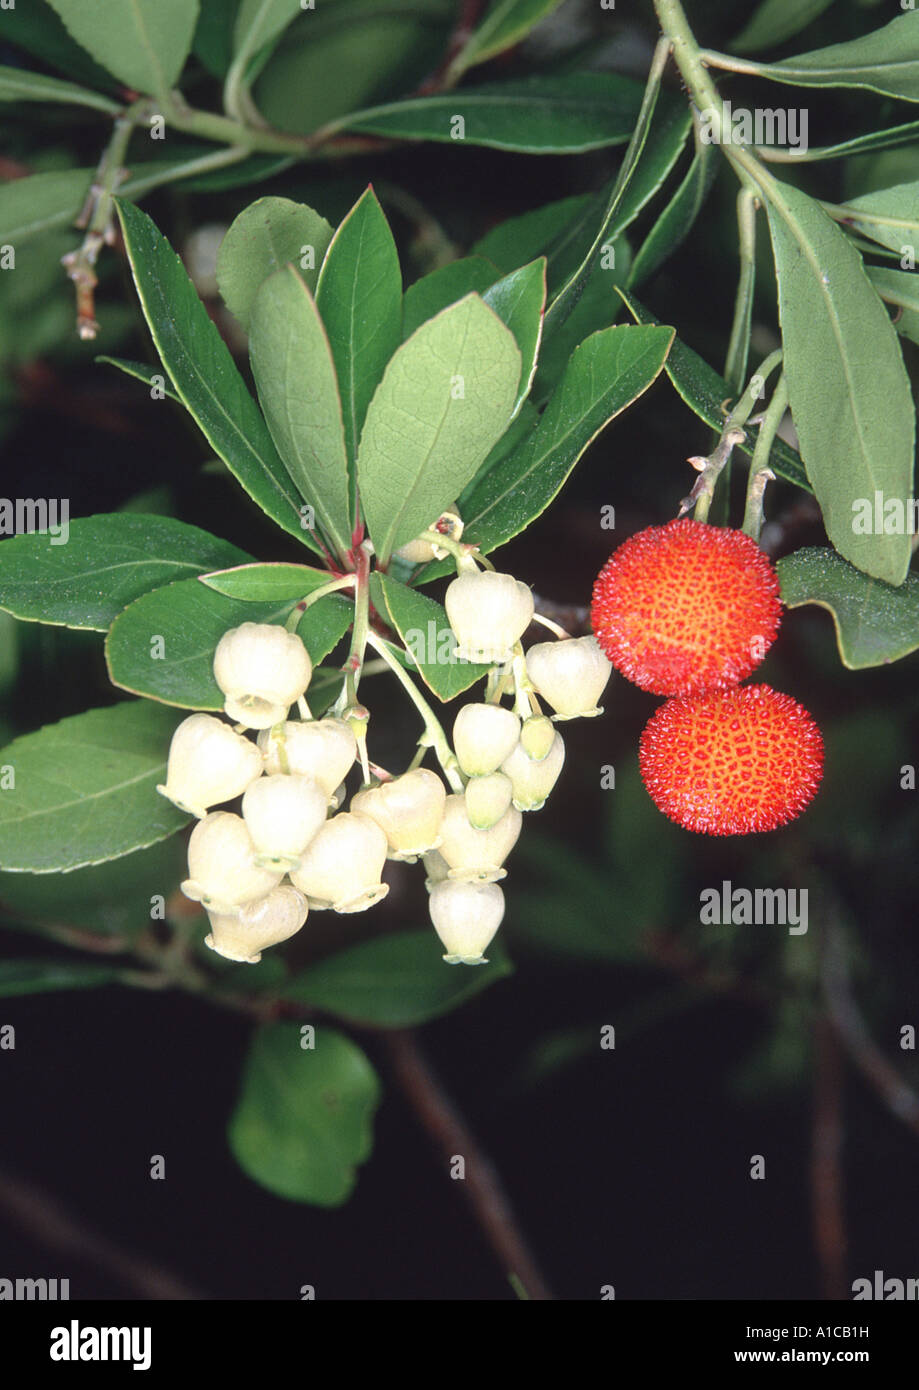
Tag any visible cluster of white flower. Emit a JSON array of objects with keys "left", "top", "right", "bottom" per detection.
[{"left": 157, "top": 562, "right": 612, "bottom": 968}]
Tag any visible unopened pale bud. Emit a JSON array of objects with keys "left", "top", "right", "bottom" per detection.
[
  {"left": 289, "top": 812, "right": 389, "bottom": 912},
  {"left": 445, "top": 570, "right": 534, "bottom": 664},
  {"left": 181, "top": 811, "right": 283, "bottom": 912},
  {"left": 205, "top": 884, "right": 308, "bottom": 963},
  {"left": 519, "top": 714, "right": 556, "bottom": 761},
  {"left": 213, "top": 622, "right": 312, "bottom": 729},
  {"left": 394, "top": 504, "right": 462, "bottom": 565},
  {"left": 526, "top": 636, "right": 611, "bottom": 719},
  {"left": 438, "top": 794, "right": 521, "bottom": 882},
  {"left": 422, "top": 848, "right": 451, "bottom": 890},
  {"left": 258, "top": 717, "right": 356, "bottom": 797},
  {"left": 452, "top": 702, "right": 520, "bottom": 776},
  {"left": 465, "top": 772, "right": 513, "bottom": 829},
  {"left": 241, "top": 773, "right": 328, "bottom": 867},
  {"left": 350, "top": 768, "right": 446, "bottom": 860},
  {"left": 502, "top": 732, "right": 565, "bottom": 810},
  {"left": 429, "top": 880, "right": 505, "bottom": 965},
  {"left": 157, "top": 713, "right": 262, "bottom": 818}
]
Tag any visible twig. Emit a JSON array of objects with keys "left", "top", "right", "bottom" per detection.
[
  {"left": 0, "top": 1164, "right": 206, "bottom": 1299},
  {"left": 381, "top": 1029, "right": 553, "bottom": 1300},
  {"left": 811, "top": 1011, "right": 848, "bottom": 1300}
]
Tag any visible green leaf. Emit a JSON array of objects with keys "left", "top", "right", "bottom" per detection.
[
  {"left": 215, "top": 196, "right": 333, "bottom": 331},
  {"left": 0, "top": 63, "right": 119, "bottom": 111},
  {"left": 96, "top": 356, "right": 180, "bottom": 403},
  {"left": 0, "top": 514, "right": 249, "bottom": 631},
  {"left": 233, "top": 0, "right": 303, "bottom": 59},
  {"left": 452, "top": 0, "right": 565, "bottom": 72},
  {"left": 228, "top": 1022, "right": 380, "bottom": 1207},
  {"left": 0, "top": 961, "right": 121, "bottom": 998},
  {"left": 402, "top": 257, "right": 500, "bottom": 340},
  {"left": 248, "top": 265, "right": 352, "bottom": 559},
  {"left": 730, "top": 0, "right": 837, "bottom": 54},
  {"left": 357, "top": 294, "right": 520, "bottom": 563},
  {"left": 617, "top": 289, "right": 810, "bottom": 492},
  {"left": 544, "top": 96, "right": 691, "bottom": 333},
  {"left": 763, "top": 178, "right": 914, "bottom": 585},
  {"left": 482, "top": 259, "right": 546, "bottom": 416},
  {"left": 794, "top": 121, "right": 919, "bottom": 162},
  {"left": 0, "top": 702, "right": 189, "bottom": 874},
  {"left": 841, "top": 180, "right": 919, "bottom": 256},
  {"left": 315, "top": 187, "right": 403, "bottom": 479},
  {"left": 46, "top": 0, "right": 199, "bottom": 97},
  {"left": 283, "top": 929, "right": 512, "bottom": 1025},
  {"left": 0, "top": 168, "right": 93, "bottom": 244},
  {"left": 115, "top": 199, "right": 315, "bottom": 552},
  {"left": 193, "top": 0, "right": 241, "bottom": 78},
  {"left": 628, "top": 138, "right": 719, "bottom": 289},
  {"left": 106, "top": 577, "right": 350, "bottom": 707},
  {"left": 371, "top": 574, "right": 491, "bottom": 700},
  {"left": 0, "top": 837, "right": 186, "bottom": 938},
  {"left": 727, "top": 10, "right": 919, "bottom": 103},
  {"left": 341, "top": 73, "right": 646, "bottom": 153},
  {"left": 430, "top": 324, "right": 673, "bottom": 568},
  {"left": 1, "top": 0, "right": 120, "bottom": 90},
  {"left": 471, "top": 193, "right": 594, "bottom": 275},
  {"left": 199, "top": 562, "right": 331, "bottom": 602},
  {"left": 867, "top": 266, "right": 919, "bottom": 314},
  {"left": 777, "top": 546, "right": 919, "bottom": 668}
]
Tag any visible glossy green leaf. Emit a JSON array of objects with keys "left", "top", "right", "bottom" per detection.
[
  {"left": 342, "top": 73, "right": 646, "bottom": 153},
  {"left": 316, "top": 187, "right": 402, "bottom": 479},
  {"left": 249, "top": 265, "right": 352, "bottom": 558},
  {"left": 482, "top": 259, "right": 546, "bottom": 416},
  {"left": 1, "top": 0, "right": 120, "bottom": 89},
  {"left": 841, "top": 180, "right": 919, "bottom": 256},
  {"left": 778, "top": 547, "right": 919, "bottom": 668},
  {"left": 628, "top": 138, "right": 719, "bottom": 288},
  {"left": 371, "top": 575, "right": 491, "bottom": 700},
  {"left": 0, "top": 63, "right": 119, "bottom": 111},
  {"left": 0, "top": 961, "right": 121, "bottom": 997},
  {"left": 233, "top": 0, "right": 302, "bottom": 59},
  {"left": 0, "top": 514, "right": 249, "bottom": 631},
  {"left": 0, "top": 837, "right": 186, "bottom": 938},
  {"left": 544, "top": 97, "right": 691, "bottom": 333},
  {"left": 453, "top": 0, "right": 565, "bottom": 72},
  {"left": 431, "top": 324, "right": 673, "bottom": 568},
  {"left": 0, "top": 702, "right": 189, "bottom": 873},
  {"left": 0, "top": 168, "right": 93, "bottom": 244},
  {"left": 228, "top": 1022, "right": 380, "bottom": 1207},
  {"left": 472, "top": 193, "right": 594, "bottom": 275},
  {"left": 402, "top": 257, "right": 499, "bottom": 340},
  {"left": 730, "top": 0, "right": 837, "bottom": 54},
  {"left": 96, "top": 356, "right": 180, "bottom": 403},
  {"left": 726, "top": 11, "right": 919, "bottom": 102},
  {"left": 193, "top": 0, "right": 241, "bottom": 77},
  {"left": 617, "top": 289, "right": 810, "bottom": 492},
  {"left": 198, "top": 562, "right": 332, "bottom": 602},
  {"left": 284, "top": 930, "right": 512, "bottom": 1025},
  {"left": 46, "top": 0, "right": 199, "bottom": 96},
  {"left": 116, "top": 200, "right": 316, "bottom": 553},
  {"left": 764, "top": 178, "right": 914, "bottom": 584},
  {"left": 799, "top": 121, "right": 919, "bottom": 162},
  {"left": 215, "top": 196, "right": 333, "bottom": 330},
  {"left": 357, "top": 294, "right": 520, "bottom": 563}
]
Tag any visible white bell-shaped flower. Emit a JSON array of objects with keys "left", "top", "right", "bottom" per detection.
[
  {"left": 258, "top": 717, "right": 357, "bottom": 798},
  {"left": 429, "top": 880, "right": 505, "bottom": 965},
  {"left": 464, "top": 772, "right": 513, "bottom": 829},
  {"left": 519, "top": 714, "right": 557, "bottom": 762},
  {"left": 452, "top": 702, "right": 520, "bottom": 776},
  {"left": 445, "top": 570, "right": 534, "bottom": 664},
  {"left": 526, "top": 636, "right": 611, "bottom": 719},
  {"left": 289, "top": 812, "right": 389, "bottom": 912},
  {"left": 156, "top": 713, "right": 262, "bottom": 819},
  {"left": 181, "top": 811, "right": 283, "bottom": 912},
  {"left": 204, "top": 884, "right": 308, "bottom": 964},
  {"left": 241, "top": 773, "right": 328, "bottom": 868},
  {"left": 394, "top": 504, "right": 462, "bottom": 565},
  {"left": 438, "top": 794, "right": 521, "bottom": 882},
  {"left": 213, "top": 622, "right": 312, "bottom": 729},
  {"left": 350, "top": 768, "right": 446, "bottom": 860},
  {"left": 502, "top": 732, "right": 565, "bottom": 811}
]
